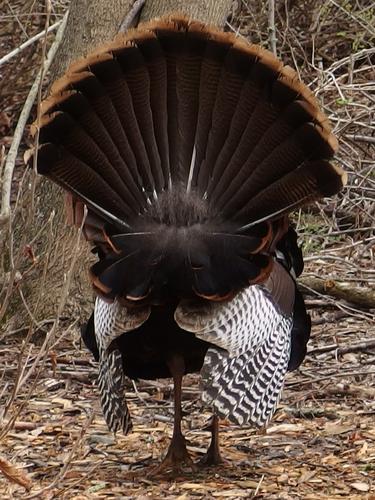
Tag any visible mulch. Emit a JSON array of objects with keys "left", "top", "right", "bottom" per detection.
[{"left": 1, "top": 302, "right": 374, "bottom": 498}]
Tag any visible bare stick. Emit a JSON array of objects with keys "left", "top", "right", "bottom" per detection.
[
  {"left": 309, "top": 339, "right": 375, "bottom": 356},
  {"left": 0, "top": 10, "right": 68, "bottom": 227},
  {"left": 344, "top": 134, "right": 375, "bottom": 145},
  {"left": 287, "top": 369, "right": 375, "bottom": 387},
  {"left": 118, "top": 0, "right": 146, "bottom": 32},
  {"left": 268, "top": 0, "right": 277, "bottom": 56},
  {"left": 0, "top": 20, "right": 62, "bottom": 68},
  {"left": 299, "top": 276, "right": 375, "bottom": 309}
]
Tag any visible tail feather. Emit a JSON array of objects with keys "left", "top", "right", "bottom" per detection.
[
  {"left": 135, "top": 32, "right": 170, "bottom": 188},
  {"left": 55, "top": 70, "right": 152, "bottom": 198},
  {"left": 41, "top": 91, "right": 144, "bottom": 204},
  {"left": 175, "top": 23, "right": 208, "bottom": 183},
  {"left": 205, "top": 75, "right": 262, "bottom": 200},
  {"left": 209, "top": 100, "right": 279, "bottom": 208},
  {"left": 39, "top": 112, "right": 142, "bottom": 212},
  {"left": 191, "top": 34, "right": 232, "bottom": 190},
  {"left": 237, "top": 159, "right": 344, "bottom": 227},
  {"left": 37, "top": 144, "right": 133, "bottom": 220},
  {"left": 115, "top": 46, "right": 165, "bottom": 192},
  {"left": 223, "top": 123, "right": 338, "bottom": 219},
  {"left": 153, "top": 21, "right": 186, "bottom": 184},
  {"left": 85, "top": 58, "right": 160, "bottom": 195},
  {"left": 196, "top": 44, "right": 250, "bottom": 194}
]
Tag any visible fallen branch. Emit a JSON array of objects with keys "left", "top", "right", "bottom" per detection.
[
  {"left": 287, "top": 369, "right": 375, "bottom": 387},
  {"left": 319, "top": 383, "right": 375, "bottom": 399},
  {"left": 344, "top": 134, "right": 375, "bottom": 145},
  {"left": 309, "top": 339, "right": 375, "bottom": 356},
  {"left": 299, "top": 276, "right": 375, "bottom": 309}
]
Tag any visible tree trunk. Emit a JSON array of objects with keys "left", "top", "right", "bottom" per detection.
[
  {"left": 140, "top": 0, "right": 233, "bottom": 25},
  {"left": 7, "top": 0, "right": 233, "bottom": 331},
  {"left": 51, "top": 0, "right": 233, "bottom": 80},
  {"left": 50, "top": 0, "right": 134, "bottom": 80}
]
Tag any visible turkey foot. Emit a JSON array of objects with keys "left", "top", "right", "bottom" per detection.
[
  {"left": 149, "top": 431, "right": 196, "bottom": 476},
  {"left": 148, "top": 354, "right": 196, "bottom": 477},
  {"left": 199, "top": 415, "right": 223, "bottom": 466}
]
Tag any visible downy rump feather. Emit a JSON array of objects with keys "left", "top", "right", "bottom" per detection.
[{"left": 30, "top": 14, "right": 346, "bottom": 304}]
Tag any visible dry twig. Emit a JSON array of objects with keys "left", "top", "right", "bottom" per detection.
[
  {"left": 268, "top": 0, "right": 277, "bottom": 55},
  {"left": 0, "top": 20, "right": 62, "bottom": 68},
  {"left": 299, "top": 276, "right": 375, "bottom": 310}
]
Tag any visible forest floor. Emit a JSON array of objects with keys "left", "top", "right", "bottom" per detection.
[
  {"left": 1, "top": 0, "right": 374, "bottom": 499},
  {"left": 1, "top": 292, "right": 375, "bottom": 499}
]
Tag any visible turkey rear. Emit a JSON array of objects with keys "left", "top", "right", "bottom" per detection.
[{"left": 30, "top": 14, "right": 346, "bottom": 472}]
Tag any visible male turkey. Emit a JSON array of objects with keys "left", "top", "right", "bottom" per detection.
[{"left": 30, "top": 14, "right": 346, "bottom": 473}]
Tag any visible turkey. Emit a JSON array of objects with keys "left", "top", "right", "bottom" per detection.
[{"left": 29, "top": 14, "right": 346, "bottom": 473}]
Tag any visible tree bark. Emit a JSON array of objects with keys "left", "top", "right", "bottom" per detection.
[
  {"left": 51, "top": 0, "right": 233, "bottom": 80},
  {"left": 50, "top": 0, "right": 134, "bottom": 80},
  {"left": 140, "top": 0, "right": 233, "bottom": 25}
]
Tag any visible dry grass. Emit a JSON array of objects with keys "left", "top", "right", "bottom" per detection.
[{"left": 0, "top": 0, "right": 374, "bottom": 498}]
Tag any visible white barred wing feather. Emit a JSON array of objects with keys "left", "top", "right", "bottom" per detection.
[
  {"left": 175, "top": 286, "right": 293, "bottom": 426},
  {"left": 94, "top": 298, "right": 150, "bottom": 434},
  {"left": 97, "top": 349, "right": 132, "bottom": 434}
]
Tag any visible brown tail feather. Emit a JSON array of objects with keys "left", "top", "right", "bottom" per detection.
[
  {"left": 190, "top": 34, "right": 232, "bottom": 190},
  {"left": 196, "top": 46, "right": 250, "bottom": 194},
  {"left": 38, "top": 112, "right": 143, "bottom": 212},
  {"left": 135, "top": 33, "right": 170, "bottom": 187},
  {"left": 40, "top": 90, "right": 142, "bottom": 198},
  {"left": 237, "top": 160, "right": 346, "bottom": 225},
  {"left": 37, "top": 144, "right": 133, "bottom": 220}
]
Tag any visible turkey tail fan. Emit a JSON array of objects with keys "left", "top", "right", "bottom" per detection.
[{"left": 30, "top": 14, "right": 346, "bottom": 302}]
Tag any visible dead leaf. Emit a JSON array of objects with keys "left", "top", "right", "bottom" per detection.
[
  {"left": 324, "top": 421, "right": 353, "bottom": 435},
  {"left": 238, "top": 480, "right": 263, "bottom": 488},
  {"left": 51, "top": 397, "right": 73, "bottom": 409},
  {"left": 0, "top": 456, "right": 32, "bottom": 490},
  {"left": 322, "top": 454, "right": 341, "bottom": 465},
  {"left": 298, "top": 470, "right": 317, "bottom": 484},
  {"left": 350, "top": 482, "right": 370, "bottom": 492},
  {"left": 212, "top": 490, "right": 250, "bottom": 497},
  {"left": 357, "top": 441, "right": 369, "bottom": 457}
]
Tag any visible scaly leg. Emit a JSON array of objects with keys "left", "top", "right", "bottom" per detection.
[
  {"left": 149, "top": 355, "right": 196, "bottom": 476},
  {"left": 199, "top": 414, "right": 223, "bottom": 466}
]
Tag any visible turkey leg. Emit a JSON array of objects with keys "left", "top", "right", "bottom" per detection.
[
  {"left": 199, "top": 414, "right": 223, "bottom": 466},
  {"left": 149, "top": 354, "right": 196, "bottom": 476}
]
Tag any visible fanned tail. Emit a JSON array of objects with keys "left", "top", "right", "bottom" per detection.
[{"left": 30, "top": 14, "right": 346, "bottom": 303}]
